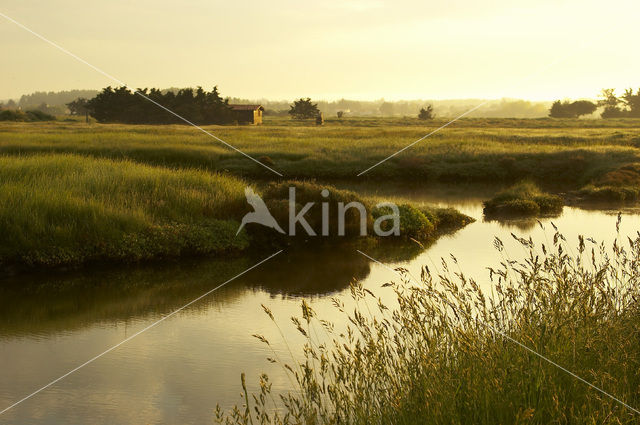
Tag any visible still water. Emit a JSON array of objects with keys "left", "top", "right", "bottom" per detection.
[{"left": 1, "top": 189, "right": 639, "bottom": 425}]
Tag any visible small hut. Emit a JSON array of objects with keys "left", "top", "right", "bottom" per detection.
[{"left": 229, "top": 104, "right": 264, "bottom": 125}]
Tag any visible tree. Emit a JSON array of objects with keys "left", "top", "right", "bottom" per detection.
[
  {"left": 87, "top": 86, "right": 233, "bottom": 124},
  {"left": 549, "top": 100, "right": 596, "bottom": 118},
  {"left": 379, "top": 102, "right": 394, "bottom": 116},
  {"left": 289, "top": 98, "right": 320, "bottom": 120},
  {"left": 66, "top": 98, "right": 91, "bottom": 123},
  {"left": 549, "top": 100, "right": 571, "bottom": 118},
  {"left": 621, "top": 88, "right": 640, "bottom": 118},
  {"left": 570, "top": 100, "right": 597, "bottom": 118},
  {"left": 418, "top": 105, "right": 434, "bottom": 120},
  {"left": 598, "top": 89, "right": 625, "bottom": 118}
]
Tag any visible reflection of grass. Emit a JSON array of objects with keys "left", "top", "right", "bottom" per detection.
[
  {"left": 220, "top": 229, "right": 640, "bottom": 424},
  {"left": 0, "top": 256, "right": 252, "bottom": 337},
  {"left": 483, "top": 181, "right": 563, "bottom": 217}
]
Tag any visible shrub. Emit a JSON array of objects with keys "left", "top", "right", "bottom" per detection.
[
  {"left": 0, "top": 110, "right": 23, "bottom": 121},
  {"left": 261, "top": 181, "right": 372, "bottom": 238},
  {"left": 0, "top": 109, "right": 55, "bottom": 122},
  {"left": 373, "top": 203, "right": 434, "bottom": 240},
  {"left": 577, "top": 185, "right": 640, "bottom": 202},
  {"left": 483, "top": 181, "right": 563, "bottom": 217},
  {"left": 428, "top": 207, "right": 475, "bottom": 230},
  {"left": 25, "top": 109, "right": 56, "bottom": 121},
  {"left": 577, "top": 163, "right": 640, "bottom": 203}
]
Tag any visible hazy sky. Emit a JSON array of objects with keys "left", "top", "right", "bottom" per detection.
[{"left": 1, "top": 0, "right": 638, "bottom": 101}]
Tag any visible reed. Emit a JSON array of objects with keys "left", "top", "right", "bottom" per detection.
[{"left": 218, "top": 220, "right": 640, "bottom": 424}]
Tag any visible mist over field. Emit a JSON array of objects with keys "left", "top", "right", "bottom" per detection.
[
  {"left": 4, "top": 89, "right": 556, "bottom": 118},
  {"left": 3, "top": 1, "right": 640, "bottom": 424}
]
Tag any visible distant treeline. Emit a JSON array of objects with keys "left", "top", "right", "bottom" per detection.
[
  {"left": 6, "top": 87, "right": 640, "bottom": 120},
  {"left": 597, "top": 88, "right": 640, "bottom": 118},
  {"left": 87, "top": 86, "right": 234, "bottom": 124},
  {"left": 0, "top": 89, "right": 99, "bottom": 115},
  {"left": 229, "top": 97, "right": 551, "bottom": 118},
  {"left": 4, "top": 90, "right": 551, "bottom": 118},
  {"left": 549, "top": 88, "right": 640, "bottom": 119}
]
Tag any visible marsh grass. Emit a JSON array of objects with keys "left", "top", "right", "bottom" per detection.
[
  {"left": 218, "top": 222, "right": 640, "bottom": 424},
  {"left": 577, "top": 163, "right": 640, "bottom": 203},
  {"left": 0, "top": 154, "right": 249, "bottom": 269},
  {"left": 0, "top": 160, "right": 471, "bottom": 271},
  {"left": 483, "top": 181, "right": 563, "bottom": 217},
  {"left": 2, "top": 120, "right": 640, "bottom": 183},
  {"left": 247, "top": 180, "right": 473, "bottom": 246}
]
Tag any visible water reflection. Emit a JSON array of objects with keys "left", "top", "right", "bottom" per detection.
[{"left": 2, "top": 193, "right": 640, "bottom": 425}]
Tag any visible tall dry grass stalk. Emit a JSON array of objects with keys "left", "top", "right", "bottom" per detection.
[{"left": 218, "top": 217, "right": 640, "bottom": 424}]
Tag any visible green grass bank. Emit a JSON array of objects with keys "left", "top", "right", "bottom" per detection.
[
  {"left": 0, "top": 154, "right": 471, "bottom": 273},
  {"left": 0, "top": 154, "right": 251, "bottom": 271},
  {"left": 483, "top": 181, "right": 563, "bottom": 217},
  {"left": 2, "top": 118, "right": 640, "bottom": 185}
]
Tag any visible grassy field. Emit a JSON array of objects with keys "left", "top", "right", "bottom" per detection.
[
  {"left": 1, "top": 118, "right": 640, "bottom": 185},
  {"left": 0, "top": 151, "right": 470, "bottom": 272},
  {"left": 0, "top": 154, "right": 250, "bottom": 270},
  {"left": 219, "top": 228, "right": 640, "bottom": 425},
  {"left": 1, "top": 117, "right": 639, "bottom": 271}
]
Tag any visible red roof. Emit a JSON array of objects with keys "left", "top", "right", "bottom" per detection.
[{"left": 229, "top": 104, "right": 264, "bottom": 111}]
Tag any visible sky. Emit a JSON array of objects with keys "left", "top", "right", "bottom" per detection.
[{"left": 1, "top": 0, "right": 638, "bottom": 101}]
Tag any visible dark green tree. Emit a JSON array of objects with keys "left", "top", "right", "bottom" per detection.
[
  {"left": 598, "top": 89, "right": 625, "bottom": 118},
  {"left": 621, "top": 88, "right": 640, "bottom": 118},
  {"left": 289, "top": 98, "right": 320, "bottom": 119},
  {"left": 66, "top": 98, "right": 91, "bottom": 123},
  {"left": 418, "top": 105, "right": 434, "bottom": 120},
  {"left": 570, "top": 100, "right": 597, "bottom": 117},
  {"left": 549, "top": 100, "right": 571, "bottom": 118},
  {"left": 549, "top": 100, "right": 596, "bottom": 118},
  {"left": 87, "top": 86, "right": 232, "bottom": 124}
]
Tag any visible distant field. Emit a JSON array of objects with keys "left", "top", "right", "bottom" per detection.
[
  {"left": 1, "top": 116, "right": 639, "bottom": 270},
  {"left": 1, "top": 117, "right": 639, "bottom": 185}
]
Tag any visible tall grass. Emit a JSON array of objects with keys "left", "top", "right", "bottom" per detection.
[
  {"left": 218, "top": 222, "right": 640, "bottom": 424},
  {"left": 1, "top": 120, "right": 639, "bottom": 183},
  {"left": 483, "top": 181, "right": 563, "bottom": 217},
  {"left": 0, "top": 156, "right": 472, "bottom": 271},
  {"left": 0, "top": 154, "right": 249, "bottom": 269},
  {"left": 577, "top": 163, "right": 640, "bottom": 203}
]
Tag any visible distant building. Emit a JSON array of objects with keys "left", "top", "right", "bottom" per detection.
[{"left": 229, "top": 104, "right": 264, "bottom": 125}]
